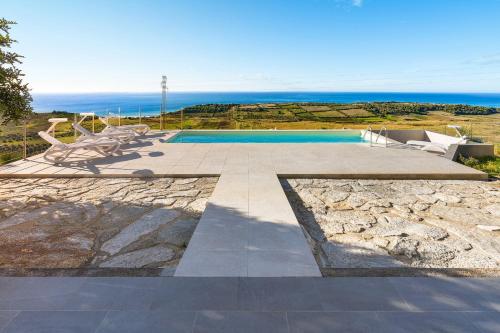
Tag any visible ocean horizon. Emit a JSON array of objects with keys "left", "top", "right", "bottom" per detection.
[{"left": 32, "top": 92, "right": 500, "bottom": 117}]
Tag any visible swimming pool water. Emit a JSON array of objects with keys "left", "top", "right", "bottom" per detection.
[{"left": 168, "top": 130, "right": 367, "bottom": 143}]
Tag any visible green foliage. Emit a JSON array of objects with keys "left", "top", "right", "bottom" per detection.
[
  {"left": 50, "top": 110, "right": 73, "bottom": 117},
  {"left": 459, "top": 155, "right": 499, "bottom": 178},
  {"left": 180, "top": 104, "right": 237, "bottom": 115},
  {"left": 295, "top": 112, "right": 318, "bottom": 121},
  {"left": 0, "top": 18, "right": 33, "bottom": 124},
  {"left": 179, "top": 102, "right": 498, "bottom": 119},
  {"left": 441, "top": 104, "right": 497, "bottom": 115},
  {"left": 0, "top": 151, "right": 21, "bottom": 164},
  {"left": 363, "top": 102, "right": 498, "bottom": 116}
]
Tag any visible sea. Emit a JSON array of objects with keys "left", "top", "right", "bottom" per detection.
[{"left": 32, "top": 92, "right": 500, "bottom": 117}]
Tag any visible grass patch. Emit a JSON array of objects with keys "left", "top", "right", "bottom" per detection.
[
  {"left": 301, "top": 105, "right": 331, "bottom": 112},
  {"left": 459, "top": 155, "right": 500, "bottom": 178},
  {"left": 0, "top": 152, "right": 21, "bottom": 164},
  {"left": 338, "top": 108, "right": 374, "bottom": 117},
  {"left": 314, "top": 110, "right": 347, "bottom": 118}
]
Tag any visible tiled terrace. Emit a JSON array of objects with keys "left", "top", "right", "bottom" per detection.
[{"left": 0, "top": 132, "right": 487, "bottom": 179}]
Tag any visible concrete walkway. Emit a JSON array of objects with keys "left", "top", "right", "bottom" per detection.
[
  {"left": 175, "top": 146, "right": 320, "bottom": 277},
  {"left": 0, "top": 276, "right": 498, "bottom": 332},
  {"left": 175, "top": 171, "right": 321, "bottom": 277},
  {"left": 175, "top": 142, "right": 321, "bottom": 276}
]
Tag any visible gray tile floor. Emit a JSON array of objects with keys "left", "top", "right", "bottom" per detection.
[
  {"left": 0, "top": 139, "right": 486, "bottom": 180},
  {"left": 0, "top": 277, "right": 498, "bottom": 332},
  {"left": 175, "top": 172, "right": 321, "bottom": 277}
]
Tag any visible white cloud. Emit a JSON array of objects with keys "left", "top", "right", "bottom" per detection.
[
  {"left": 329, "top": 0, "right": 363, "bottom": 8},
  {"left": 466, "top": 53, "right": 500, "bottom": 66}
]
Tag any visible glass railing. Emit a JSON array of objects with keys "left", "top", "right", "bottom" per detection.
[
  {"left": 1, "top": 109, "right": 498, "bottom": 165},
  {"left": 0, "top": 108, "right": 185, "bottom": 165}
]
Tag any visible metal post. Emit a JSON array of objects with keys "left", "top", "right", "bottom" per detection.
[
  {"left": 23, "top": 118, "right": 27, "bottom": 159},
  {"left": 118, "top": 107, "right": 121, "bottom": 126},
  {"left": 139, "top": 106, "right": 142, "bottom": 124},
  {"left": 167, "top": 87, "right": 168, "bottom": 129},
  {"left": 161, "top": 76, "right": 167, "bottom": 130},
  {"left": 74, "top": 113, "right": 77, "bottom": 139},
  {"left": 92, "top": 114, "right": 95, "bottom": 133},
  {"left": 159, "top": 105, "right": 163, "bottom": 130}
]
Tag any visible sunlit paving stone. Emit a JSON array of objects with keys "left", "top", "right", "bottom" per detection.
[
  {"left": 283, "top": 178, "right": 500, "bottom": 274},
  {"left": 0, "top": 177, "right": 217, "bottom": 275}
]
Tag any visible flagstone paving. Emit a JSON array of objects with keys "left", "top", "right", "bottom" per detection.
[
  {"left": 0, "top": 178, "right": 217, "bottom": 271},
  {"left": 283, "top": 179, "right": 500, "bottom": 271}
]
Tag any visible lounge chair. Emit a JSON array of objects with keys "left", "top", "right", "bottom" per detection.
[
  {"left": 38, "top": 131, "right": 121, "bottom": 163},
  {"left": 73, "top": 123, "right": 135, "bottom": 143},
  {"left": 99, "top": 117, "right": 150, "bottom": 136},
  {"left": 406, "top": 137, "right": 467, "bottom": 155}
]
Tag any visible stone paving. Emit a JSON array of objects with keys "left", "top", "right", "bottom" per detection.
[
  {"left": 0, "top": 276, "right": 498, "bottom": 332},
  {"left": 283, "top": 179, "right": 500, "bottom": 271},
  {"left": 0, "top": 178, "right": 217, "bottom": 273},
  {"left": 4, "top": 177, "right": 498, "bottom": 276}
]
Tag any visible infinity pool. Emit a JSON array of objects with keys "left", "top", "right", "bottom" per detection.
[{"left": 168, "top": 130, "right": 367, "bottom": 143}]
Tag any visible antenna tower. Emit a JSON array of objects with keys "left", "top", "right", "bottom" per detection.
[{"left": 160, "top": 75, "right": 167, "bottom": 129}]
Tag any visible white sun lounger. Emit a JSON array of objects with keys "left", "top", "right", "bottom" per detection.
[
  {"left": 407, "top": 138, "right": 466, "bottom": 155},
  {"left": 419, "top": 143, "right": 448, "bottom": 154},
  {"left": 73, "top": 123, "right": 135, "bottom": 143},
  {"left": 99, "top": 117, "right": 150, "bottom": 136},
  {"left": 407, "top": 140, "right": 447, "bottom": 148},
  {"left": 38, "top": 131, "right": 121, "bottom": 163}
]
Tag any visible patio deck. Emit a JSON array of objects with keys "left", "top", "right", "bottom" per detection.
[{"left": 0, "top": 132, "right": 488, "bottom": 179}]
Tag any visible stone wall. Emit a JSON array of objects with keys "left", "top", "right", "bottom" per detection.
[
  {"left": 282, "top": 179, "right": 500, "bottom": 270},
  {"left": 0, "top": 178, "right": 218, "bottom": 274}
]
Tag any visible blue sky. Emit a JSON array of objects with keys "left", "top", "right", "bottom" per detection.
[{"left": 2, "top": 0, "right": 500, "bottom": 93}]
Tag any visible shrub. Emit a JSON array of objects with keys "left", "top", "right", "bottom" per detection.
[{"left": 459, "top": 155, "right": 499, "bottom": 178}]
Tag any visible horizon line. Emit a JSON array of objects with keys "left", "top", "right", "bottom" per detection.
[{"left": 32, "top": 90, "right": 500, "bottom": 95}]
